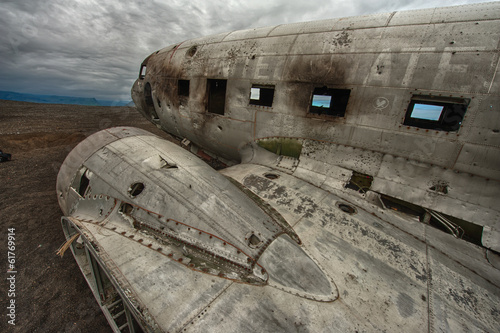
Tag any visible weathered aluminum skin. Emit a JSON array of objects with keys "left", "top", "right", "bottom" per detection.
[
  {"left": 58, "top": 127, "right": 499, "bottom": 332},
  {"left": 58, "top": 2, "right": 500, "bottom": 332},
  {"left": 132, "top": 2, "right": 500, "bottom": 251}
]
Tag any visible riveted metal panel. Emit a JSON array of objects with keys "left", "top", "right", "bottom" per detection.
[
  {"left": 290, "top": 28, "right": 383, "bottom": 55},
  {"left": 454, "top": 143, "right": 500, "bottom": 180},
  {"left": 193, "top": 35, "right": 296, "bottom": 60},
  {"left": 465, "top": 95, "right": 500, "bottom": 147},
  {"left": 419, "top": 21, "right": 500, "bottom": 52},
  {"left": 380, "top": 131, "right": 460, "bottom": 167},
  {"left": 267, "top": 21, "right": 309, "bottom": 36},
  {"left": 301, "top": 140, "right": 384, "bottom": 176},
  {"left": 254, "top": 112, "right": 294, "bottom": 139},
  {"left": 409, "top": 52, "right": 497, "bottom": 93},
  {"left": 269, "top": 13, "right": 392, "bottom": 37},
  {"left": 365, "top": 26, "right": 426, "bottom": 52},
  {"left": 255, "top": 112, "right": 354, "bottom": 146},
  {"left": 85, "top": 223, "right": 232, "bottom": 333},
  {"left": 56, "top": 128, "right": 153, "bottom": 215},
  {"left": 293, "top": 18, "right": 339, "bottom": 34},
  {"left": 428, "top": 246, "right": 500, "bottom": 332},
  {"left": 330, "top": 12, "right": 394, "bottom": 30},
  {"left": 389, "top": 3, "right": 500, "bottom": 27},
  {"left": 388, "top": 7, "right": 436, "bottom": 26},
  {"left": 181, "top": 31, "right": 231, "bottom": 47},
  {"left": 282, "top": 53, "right": 360, "bottom": 85},
  {"left": 489, "top": 55, "right": 500, "bottom": 94},
  {"left": 348, "top": 126, "right": 384, "bottom": 152},
  {"left": 375, "top": 155, "right": 499, "bottom": 211},
  {"left": 222, "top": 26, "right": 276, "bottom": 41},
  {"left": 428, "top": 2, "right": 500, "bottom": 24},
  {"left": 350, "top": 87, "right": 407, "bottom": 130}
]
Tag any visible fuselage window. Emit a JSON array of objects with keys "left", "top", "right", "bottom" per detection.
[
  {"left": 249, "top": 85, "right": 274, "bottom": 107},
  {"left": 207, "top": 79, "right": 227, "bottom": 115},
  {"left": 178, "top": 80, "right": 190, "bottom": 97},
  {"left": 403, "top": 96, "right": 469, "bottom": 131},
  {"left": 309, "top": 87, "right": 350, "bottom": 117}
]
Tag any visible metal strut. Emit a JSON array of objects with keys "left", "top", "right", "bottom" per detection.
[{"left": 425, "top": 208, "right": 464, "bottom": 239}]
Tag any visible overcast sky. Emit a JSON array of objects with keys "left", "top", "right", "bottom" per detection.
[{"left": 0, "top": 0, "right": 493, "bottom": 101}]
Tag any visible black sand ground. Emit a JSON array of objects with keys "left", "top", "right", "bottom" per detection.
[{"left": 0, "top": 100, "right": 177, "bottom": 332}]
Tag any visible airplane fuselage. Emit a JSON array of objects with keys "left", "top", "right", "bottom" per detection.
[{"left": 132, "top": 2, "right": 500, "bottom": 251}]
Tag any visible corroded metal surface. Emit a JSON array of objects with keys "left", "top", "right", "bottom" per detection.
[
  {"left": 59, "top": 2, "right": 500, "bottom": 332},
  {"left": 131, "top": 2, "right": 500, "bottom": 251}
]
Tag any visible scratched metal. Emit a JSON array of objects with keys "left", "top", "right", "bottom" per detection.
[{"left": 58, "top": 2, "right": 500, "bottom": 332}]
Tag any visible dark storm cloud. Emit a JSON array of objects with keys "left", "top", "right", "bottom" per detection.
[{"left": 0, "top": 0, "right": 489, "bottom": 101}]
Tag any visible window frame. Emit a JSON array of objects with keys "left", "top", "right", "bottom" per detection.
[
  {"left": 308, "top": 87, "right": 351, "bottom": 117},
  {"left": 249, "top": 84, "right": 275, "bottom": 107},
  {"left": 403, "top": 95, "right": 469, "bottom": 132}
]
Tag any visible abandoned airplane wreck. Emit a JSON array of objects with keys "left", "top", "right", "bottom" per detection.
[{"left": 58, "top": 2, "right": 500, "bottom": 332}]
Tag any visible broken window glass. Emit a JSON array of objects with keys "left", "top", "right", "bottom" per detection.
[
  {"left": 249, "top": 85, "right": 274, "bottom": 107},
  {"left": 410, "top": 104, "right": 443, "bottom": 121},
  {"left": 78, "top": 171, "right": 90, "bottom": 197},
  {"left": 309, "top": 87, "right": 350, "bottom": 117},
  {"left": 139, "top": 65, "right": 147, "bottom": 79}
]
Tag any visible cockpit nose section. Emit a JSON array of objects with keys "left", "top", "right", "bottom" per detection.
[{"left": 259, "top": 234, "right": 338, "bottom": 302}]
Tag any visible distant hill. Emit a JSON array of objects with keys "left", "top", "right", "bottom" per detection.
[
  {"left": 0, "top": 91, "right": 132, "bottom": 107},
  {"left": 97, "top": 99, "right": 135, "bottom": 107}
]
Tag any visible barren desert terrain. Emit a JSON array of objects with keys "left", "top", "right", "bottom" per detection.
[{"left": 0, "top": 100, "right": 178, "bottom": 332}]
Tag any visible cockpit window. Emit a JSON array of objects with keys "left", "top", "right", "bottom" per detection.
[
  {"left": 139, "top": 65, "right": 147, "bottom": 79},
  {"left": 71, "top": 168, "right": 90, "bottom": 197},
  {"left": 403, "top": 96, "right": 469, "bottom": 131},
  {"left": 309, "top": 87, "right": 350, "bottom": 117}
]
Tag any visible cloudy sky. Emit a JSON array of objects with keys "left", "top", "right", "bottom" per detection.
[{"left": 0, "top": 0, "right": 493, "bottom": 102}]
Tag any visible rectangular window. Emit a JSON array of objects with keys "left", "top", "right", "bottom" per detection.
[
  {"left": 207, "top": 79, "right": 227, "bottom": 115},
  {"left": 403, "top": 96, "right": 469, "bottom": 132},
  {"left": 309, "top": 87, "right": 350, "bottom": 117},
  {"left": 178, "top": 79, "right": 190, "bottom": 97},
  {"left": 249, "top": 85, "right": 274, "bottom": 107}
]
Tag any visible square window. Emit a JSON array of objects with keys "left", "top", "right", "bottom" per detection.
[
  {"left": 249, "top": 85, "right": 274, "bottom": 107},
  {"left": 309, "top": 87, "right": 350, "bottom": 117}
]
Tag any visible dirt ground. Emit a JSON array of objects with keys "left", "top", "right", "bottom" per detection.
[{"left": 0, "top": 100, "right": 177, "bottom": 332}]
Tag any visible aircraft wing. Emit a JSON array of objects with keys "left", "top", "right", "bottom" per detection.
[{"left": 57, "top": 127, "right": 500, "bottom": 332}]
